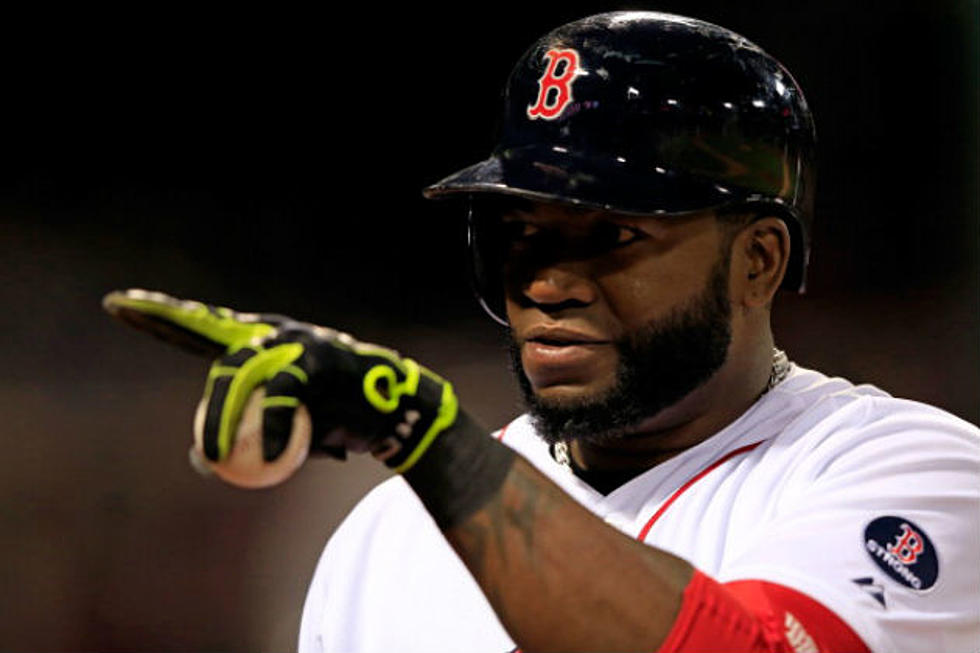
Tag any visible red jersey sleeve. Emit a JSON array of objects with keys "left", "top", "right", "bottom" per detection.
[{"left": 656, "top": 570, "right": 870, "bottom": 653}]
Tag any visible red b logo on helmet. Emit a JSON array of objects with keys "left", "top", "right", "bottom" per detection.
[{"left": 527, "top": 48, "right": 580, "bottom": 121}]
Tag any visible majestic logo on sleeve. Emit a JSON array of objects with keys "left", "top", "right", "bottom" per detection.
[
  {"left": 527, "top": 48, "right": 581, "bottom": 120},
  {"left": 864, "top": 516, "right": 938, "bottom": 591},
  {"left": 851, "top": 577, "right": 886, "bottom": 607},
  {"left": 783, "top": 612, "right": 818, "bottom": 653}
]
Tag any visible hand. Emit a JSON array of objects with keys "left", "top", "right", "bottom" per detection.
[{"left": 103, "top": 289, "right": 460, "bottom": 483}]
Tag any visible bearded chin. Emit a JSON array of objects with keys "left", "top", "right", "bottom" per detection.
[{"left": 508, "top": 259, "right": 733, "bottom": 446}]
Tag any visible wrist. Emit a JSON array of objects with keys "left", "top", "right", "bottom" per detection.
[{"left": 403, "top": 411, "right": 516, "bottom": 529}]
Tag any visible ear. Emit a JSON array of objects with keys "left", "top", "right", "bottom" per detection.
[{"left": 731, "top": 216, "right": 791, "bottom": 308}]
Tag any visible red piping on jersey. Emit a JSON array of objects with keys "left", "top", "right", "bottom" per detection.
[
  {"left": 636, "top": 441, "right": 765, "bottom": 542},
  {"left": 495, "top": 422, "right": 512, "bottom": 442}
]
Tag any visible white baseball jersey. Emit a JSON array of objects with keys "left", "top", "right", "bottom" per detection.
[{"left": 298, "top": 366, "right": 980, "bottom": 653}]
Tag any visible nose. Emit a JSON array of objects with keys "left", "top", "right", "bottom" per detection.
[{"left": 520, "top": 263, "right": 598, "bottom": 311}]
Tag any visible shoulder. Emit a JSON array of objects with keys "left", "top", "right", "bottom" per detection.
[
  {"left": 716, "top": 367, "right": 980, "bottom": 652},
  {"left": 765, "top": 365, "right": 979, "bottom": 465},
  {"left": 749, "top": 365, "right": 980, "bottom": 517}
]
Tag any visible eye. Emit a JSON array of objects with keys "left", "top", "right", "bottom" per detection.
[
  {"left": 593, "top": 221, "right": 645, "bottom": 249},
  {"left": 502, "top": 220, "right": 542, "bottom": 242},
  {"left": 614, "top": 225, "right": 644, "bottom": 246}
]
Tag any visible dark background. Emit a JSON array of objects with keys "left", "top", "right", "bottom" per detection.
[{"left": 1, "top": 1, "right": 976, "bottom": 649}]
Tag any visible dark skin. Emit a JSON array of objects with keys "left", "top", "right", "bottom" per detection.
[
  {"left": 436, "top": 202, "right": 791, "bottom": 651},
  {"left": 102, "top": 200, "right": 789, "bottom": 649}
]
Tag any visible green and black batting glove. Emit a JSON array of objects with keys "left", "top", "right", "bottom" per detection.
[{"left": 102, "top": 289, "right": 459, "bottom": 473}]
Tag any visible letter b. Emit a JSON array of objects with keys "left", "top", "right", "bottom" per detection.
[
  {"left": 527, "top": 49, "right": 580, "bottom": 121},
  {"left": 888, "top": 523, "right": 924, "bottom": 565}
]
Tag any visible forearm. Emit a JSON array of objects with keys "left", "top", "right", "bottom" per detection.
[{"left": 404, "top": 413, "right": 693, "bottom": 652}]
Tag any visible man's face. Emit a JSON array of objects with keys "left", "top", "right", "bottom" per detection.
[{"left": 502, "top": 201, "right": 734, "bottom": 444}]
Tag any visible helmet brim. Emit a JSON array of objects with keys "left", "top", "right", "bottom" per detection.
[
  {"left": 423, "top": 145, "right": 746, "bottom": 216},
  {"left": 425, "top": 145, "right": 807, "bottom": 293}
]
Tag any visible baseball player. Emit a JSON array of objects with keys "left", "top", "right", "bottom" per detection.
[{"left": 104, "top": 12, "right": 980, "bottom": 653}]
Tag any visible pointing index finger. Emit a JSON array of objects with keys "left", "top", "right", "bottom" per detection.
[{"left": 102, "top": 289, "right": 275, "bottom": 357}]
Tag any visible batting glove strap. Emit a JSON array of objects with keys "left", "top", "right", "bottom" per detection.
[
  {"left": 294, "top": 332, "right": 461, "bottom": 472},
  {"left": 354, "top": 366, "right": 460, "bottom": 473}
]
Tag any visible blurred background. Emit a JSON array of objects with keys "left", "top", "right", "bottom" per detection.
[{"left": 0, "top": 1, "right": 976, "bottom": 649}]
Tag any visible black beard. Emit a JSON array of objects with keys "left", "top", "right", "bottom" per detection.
[{"left": 508, "top": 257, "right": 732, "bottom": 446}]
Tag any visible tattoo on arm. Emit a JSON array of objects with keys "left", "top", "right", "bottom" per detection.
[
  {"left": 505, "top": 463, "right": 544, "bottom": 556},
  {"left": 451, "top": 461, "right": 547, "bottom": 575},
  {"left": 404, "top": 413, "right": 693, "bottom": 651},
  {"left": 444, "top": 457, "right": 693, "bottom": 651}
]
